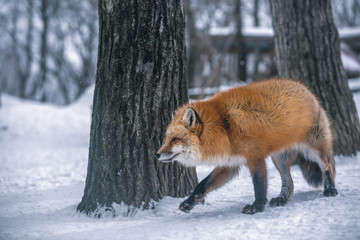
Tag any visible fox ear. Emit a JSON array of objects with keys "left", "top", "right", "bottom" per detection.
[{"left": 183, "top": 107, "right": 199, "bottom": 127}]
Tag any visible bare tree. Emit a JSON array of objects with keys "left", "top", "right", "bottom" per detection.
[
  {"left": 270, "top": 0, "right": 360, "bottom": 155},
  {"left": 38, "top": 0, "right": 50, "bottom": 101},
  {"left": 332, "top": 0, "right": 360, "bottom": 27},
  {"left": 21, "top": 1, "right": 34, "bottom": 99},
  {"left": 77, "top": 0, "right": 198, "bottom": 215},
  {"left": 0, "top": 0, "right": 98, "bottom": 105},
  {"left": 185, "top": 0, "right": 200, "bottom": 88},
  {"left": 235, "top": 0, "right": 247, "bottom": 82},
  {"left": 253, "top": 0, "right": 260, "bottom": 27}
]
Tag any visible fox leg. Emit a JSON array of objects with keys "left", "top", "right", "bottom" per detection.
[
  {"left": 306, "top": 109, "right": 337, "bottom": 196},
  {"left": 242, "top": 159, "right": 268, "bottom": 214},
  {"left": 179, "top": 166, "right": 239, "bottom": 213},
  {"left": 321, "top": 152, "right": 338, "bottom": 196},
  {"left": 269, "top": 151, "right": 295, "bottom": 207}
]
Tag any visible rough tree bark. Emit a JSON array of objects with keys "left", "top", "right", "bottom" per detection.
[
  {"left": 77, "top": 0, "right": 198, "bottom": 215},
  {"left": 270, "top": 0, "right": 360, "bottom": 155}
]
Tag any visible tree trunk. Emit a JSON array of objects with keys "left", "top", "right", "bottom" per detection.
[
  {"left": 252, "top": 0, "right": 261, "bottom": 80},
  {"left": 33, "top": 0, "right": 49, "bottom": 102},
  {"left": 270, "top": 0, "right": 360, "bottom": 155},
  {"left": 184, "top": 0, "right": 199, "bottom": 89},
  {"left": 77, "top": 0, "right": 198, "bottom": 215},
  {"left": 21, "top": 0, "right": 34, "bottom": 99},
  {"left": 253, "top": 0, "right": 259, "bottom": 27},
  {"left": 235, "top": 0, "right": 247, "bottom": 82},
  {"left": 10, "top": 1, "right": 20, "bottom": 96}
]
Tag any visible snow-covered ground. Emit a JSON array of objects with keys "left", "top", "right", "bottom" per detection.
[{"left": 0, "top": 85, "right": 360, "bottom": 240}]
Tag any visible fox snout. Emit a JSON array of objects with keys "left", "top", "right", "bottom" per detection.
[{"left": 155, "top": 150, "right": 179, "bottom": 163}]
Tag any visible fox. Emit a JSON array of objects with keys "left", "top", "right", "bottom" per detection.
[{"left": 155, "top": 78, "right": 338, "bottom": 214}]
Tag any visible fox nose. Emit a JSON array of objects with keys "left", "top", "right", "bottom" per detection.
[{"left": 155, "top": 153, "right": 160, "bottom": 159}]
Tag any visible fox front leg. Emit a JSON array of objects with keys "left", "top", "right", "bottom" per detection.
[
  {"left": 242, "top": 161, "right": 268, "bottom": 214},
  {"left": 179, "top": 173, "right": 210, "bottom": 213},
  {"left": 179, "top": 167, "right": 239, "bottom": 213},
  {"left": 179, "top": 191, "right": 205, "bottom": 213}
]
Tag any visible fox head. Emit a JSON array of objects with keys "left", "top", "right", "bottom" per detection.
[{"left": 155, "top": 107, "right": 203, "bottom": 167}]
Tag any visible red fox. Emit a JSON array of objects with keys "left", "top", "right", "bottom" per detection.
[{"left": 156, "top": 79, "right": 338, "bottom": 214}]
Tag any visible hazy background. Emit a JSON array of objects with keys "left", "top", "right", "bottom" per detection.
[{"left": 0, "top": 0, "right": 359, "bottom": 105}]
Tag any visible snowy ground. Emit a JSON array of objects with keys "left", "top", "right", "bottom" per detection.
[{"left": 0, "top": 86, "right": 360, "bottom": 240}]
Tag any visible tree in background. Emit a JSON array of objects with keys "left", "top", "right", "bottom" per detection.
[
  {"left": 0, "top": 0, "right": 98, "bottom": 105},
  {"left": 270, "top": 0, "right": 360, "bottom": 155},
  {"left": 77, "top": 0, "right": 198, "bottom": 215},
  {"left": 332, "top": 0, "right": 360, "bottom": 27},
  {"left": 235, "top": 0, "right": 247, "bottom": 82},
  {"left": 184, "top": 0, "right": 200, "bottom": 89}
]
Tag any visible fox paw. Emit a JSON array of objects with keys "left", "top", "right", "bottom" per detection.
[
  {"left": 323, "top": 187, "right": 338, "bottom": 197},
  {"left": 269, "top": 197, "right": 287, "bottom": 207},
  {"left": 179, "top": 201, "right": 193, "bottom": 213},
  {"left": 242, "top": 199, "right": 267, "bottom": 214},
  {"left": 179, "top": 194, "right": 204, "bottom": 213}
]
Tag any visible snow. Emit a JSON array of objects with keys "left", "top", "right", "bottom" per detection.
[
  {"left": 341, "top": 43, "right": 360, "bottom": 74},
  {"left": 338, "top": 27, "right": 360, "bottom": 39},
  {"left": 1, "top": 85, "right": 360, "bottom": 240},
  {"left": 349, "top": 78, "right": 360, "bottom": 92},
  {"left": 208, "top": 26, "right": 360, "bottom": 39}
]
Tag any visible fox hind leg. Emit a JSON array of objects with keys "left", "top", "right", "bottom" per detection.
[
  {"left": 306, "top": 109, "right": 338, "bottom": 196},
  {"left": 179, "top": 166, "right": 239, "bottom": 213},
  {"left": 270, "top": 151, "right": 296, "bottom": 207},
  {"left": 242, "top": 159, "right": 268, "bottom": 214},
  {"left": 296, "top": 146, "right": 338, "bottom": 197},
  {"left": 322, "top": 153, "right": 338, "bottom": 196}
]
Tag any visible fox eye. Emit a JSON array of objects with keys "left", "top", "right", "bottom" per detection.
[{"left": 172, "top": 137, "right": 181, "bottom": 142}]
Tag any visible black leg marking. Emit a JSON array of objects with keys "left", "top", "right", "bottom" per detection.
[
  {"left": 242, "top": 170, "right": 267, "bottom": 214},
  {"left": 270, "top": 151, "right": 296, "bottom": 207},
  {"left": 269, "top": 196, "right": 287, "bottom": 206},
  {"left": 179, "top": 175, "right": 208, "bottom": 213},
  {"left": 270, "top": 176, "right": 292, "bottom": 207},
  {"left": 323, "top": 171, "right": 338, "bottom": 196},
  {"left": 179, "top": 167, "right": 239, "bottom": 213},
  {"left": 269, "top": 172, "right": 293, "bottom": 207},
  {"left": 269, "top": 175, "right": 293, "bottom": 207}
]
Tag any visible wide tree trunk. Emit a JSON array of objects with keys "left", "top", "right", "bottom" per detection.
[
  {"left": 77, "top": 0, "right": 198, "bottom": 215},
  {"left": 270, "top": 0, "right": 360, "bottom": 155}
]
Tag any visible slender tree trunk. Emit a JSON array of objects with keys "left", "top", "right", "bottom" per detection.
[
  {"left": 39, "top": 0, "right": 49, "bottom": 102},
  {"left": 21, "top": 0, "right": 34, "bottom": 99},
  {"left": 10, "top": 1, "right": 20, "bottom": 96},
  {"left": 235, "top": 0, "right": 247, "bottom": 82},
  {"left": 253, "top": 0, "right": 259, "bottom": 27},
  {"left": 184, "top": 0, "right": 199, "bottom": 88},
  {"left": 54, "top": 30, "right": 71, "bottom": 105},
  {"left": 77, "top": 0, "right": 198, "bottom": 215},
  {"left": 270, "top": 0, "right": 360, "bottom": 155},
  {"left": 252, "top": 0, "right": 261, "bottom": 80},
  {"left": 77, "top": 1, "right": 97, "bottom": 99}
]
